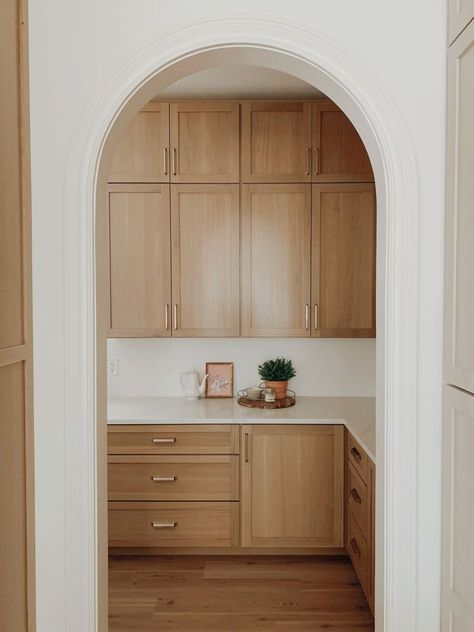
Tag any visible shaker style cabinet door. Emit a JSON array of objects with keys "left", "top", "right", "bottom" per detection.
[
  {"left": 312, "top": 101, "right": 373, "bottom": 183},
  {"left": 108, "top": 184, "right": 171, "bottom": 336},
  {"left": 169, "top": 102, "right": 239, "bottom": 183},
  {"left": 241, "top": 101, "right": 312, "bottom": 182},
  {"left": 312, "top": 184, "right": 376, "bottom": 338},
  {"left": 241, "top": 184, "right": 311, "bottom": 337},
  {"left": 241, "top": 425, "right": 344, "bottom": 548},
  {"left": 448, "top": 0, "right": 474, "bottom": 44},
  {"left": 108, "top": 103, "right": 170, "bottom": 183},
  {"left": 445, "top": 21, "right": 474, "bottom": 392},
  {"left": 171, "top": 184, "right": 240, "bottom": 337}
]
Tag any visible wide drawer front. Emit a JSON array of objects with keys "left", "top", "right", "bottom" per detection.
[
  {"left": 108, "top": 502, "right": 239, "bottom": 548},
  {"left": 347, "top": 460, "right": 369, "bottom": 539},
  {"left": 347, "top": 510, "right": 369, "bottom": 592},
  {"left": 107, "top": 424, "right": 240, "bottom": 455},
  {"left": 348, "top": 433, "right": 369, "bottom": 482},
  {"left": 107, "top": 455, "right": 239, "bottom": 501}
]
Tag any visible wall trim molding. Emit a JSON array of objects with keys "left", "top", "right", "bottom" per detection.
[{"left": 63, "top": 16, "right": 419, "bottom": 631}]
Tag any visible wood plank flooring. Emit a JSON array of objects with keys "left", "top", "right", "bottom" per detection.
[{"left": 109, "top": 555, "right": 374, "bottom": 631}]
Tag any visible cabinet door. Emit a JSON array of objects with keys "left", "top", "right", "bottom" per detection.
[
  {"left": 241, "top": 101, "right": 312, "bottom": 182},
  {"left": 312, "top": 184, "right": 376, "bottom": 338},
  {"left": 241, "top": 184, "right": 311, "bottom": 337},
  {"left": 108, "top": 184, "right": 171, "bottom": 336},
  {"left": 170, "top": 102, "right": 239, "bottom": 183},
  {"left": 442, "top": 386, "right": 474, "bottom": 632},
  {"left": 241, "top": 425, "right": 344, "bottom": 548},
  {"left": 448, "top": 0, "right": 474, "bottom": 44},
  {"left": 109, "top": 103, "right": 170, "bottom": 183},
  {"left": 171, "top": 184, "right": 240, "bottom": 337},
  {"left": 312, "top": 101, "right": 373, "bottom": 183},
  {"left": 445, "top": 21, "right": 474, "bottom": 392}
]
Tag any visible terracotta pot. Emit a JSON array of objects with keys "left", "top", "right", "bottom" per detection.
[{"left": 265, "top": 380, "right": 288, "bottom": 400}]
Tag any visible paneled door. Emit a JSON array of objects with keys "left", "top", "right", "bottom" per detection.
[
  {"left": 312, "top": 101, "right": 373, "bottom": 183},
  {"left": 444, "top": 20, "right": 474, "bottom": 393},
  {"left": 448, "top": 0, "right": 474, "bottom": 44},
  {"left": 241, "top": 425, "right": 344, "bottom": 548},
  {"left": 170, "top": 102, "right": 239, "bottom": 183},
  {"left": 108, "top": 184, "right": 171, "bottom": 336},
  {"left": 241, "top": 184, "right": 311, "bottom": 337},
  {"left": 109, "top": 103, "right": 170, "bottom": 183},
  {"left": 171, "top": 184, "right": 240, "bottom": 336},
  {"left": 0, "top": 0, "right": 35, "bottom": 629},
  {"left": 241, "top": 101, "right": 312, "bottom": 182},
  {"left": 312, "top": 184, "right": 376, "bottom": 338}
]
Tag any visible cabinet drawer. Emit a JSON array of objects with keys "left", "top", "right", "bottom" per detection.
[
  {"left": 108, "top": 455, "right": 239, "bottom": 501},
  {"left": 347, "top": 510, "right": 369, "bottom": 592},
  {"left": 108, "top": 502, "right": 239, "bottom": 548},
  {"left": 348, "top": 433, "right": 369, "bottom": 482},
  {"left": 347, "top": 460, "right": 369, "bottom": 539},
  {"left": 107, "top": 424, "right": 239, "bottom": 455}
]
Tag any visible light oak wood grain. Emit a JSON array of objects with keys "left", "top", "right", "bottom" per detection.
[
  {"left": 347, "top": 461, "right": 369, "bottom": 540},
  {"left": 241, "top": 184, "right": 311, "bottom": 337}
]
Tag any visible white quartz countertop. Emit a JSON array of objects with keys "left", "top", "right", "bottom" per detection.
[{"left": 108, "top": 396, "right": 376, "bottom": 462}]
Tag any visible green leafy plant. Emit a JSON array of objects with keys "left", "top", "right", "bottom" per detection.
[{"left": 258, "top": 357, "right": 296, "bottom": 382}]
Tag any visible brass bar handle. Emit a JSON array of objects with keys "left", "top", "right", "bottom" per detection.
[
  {"left": 172, "top": 147, "right": 177, "bottom": 175},
  {"left": 163, "top": 147, "right": 168, "bottom": 175},
  {"left": 306, "top": 147, "right": 311, "bottom": 175},
  {"left": 151, "top": 476, "right": 177, "bottom": 483},
  {"left": 314, "top": 304, "right": 319, "bottom": 330},
  {"left": 151, "top": 522, "right": 177, "bottom": 529},
  {"left": 314, "top": 147, "right": 320, "bottom": 175},
  {"left": 351, "top": 446, "right": 362, "bottom": 462},
  {"left": 245, "top": 433, "right": 249, "bottom": 463},
  {"left": 350, "top": 537, "right": 361, "bottom": 557},
  {"left": 350, "top": 488, "right": 362, "bottom": 504},
  {"left": 152, "top": 437, "right": 176, "bottom": 444},
  {"left": 305, "top": 304, "right": 309, "bottom": 330},
  {"left": 173, "top": 304, "right": 178, "bottom": 330},
  {"left": 164, "top": 304, "right": 169, "bottom": 330}
]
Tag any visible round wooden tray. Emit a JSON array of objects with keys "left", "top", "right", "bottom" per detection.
[{"left": 237, "top": 389, "right": 296, "bottom": 410}]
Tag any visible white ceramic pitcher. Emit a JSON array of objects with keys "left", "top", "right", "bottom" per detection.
[{"left": 180, "top": 370, "right": 208, "bottom": 400}]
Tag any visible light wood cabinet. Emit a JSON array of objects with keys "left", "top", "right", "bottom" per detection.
[
  {"left": 108, "top": 184, "right": 171, "bottom": 336},
  {"left": 170, "top": 102, "right": 239, "bottom": 183},
  {"left": 241, "top": 425, "right": 344, "bottom": 548},
  {"left": 312, "top": 184, "right": 376, "bottom": 337},
  {"left": 241, "top": 184, "right": 311, "bottom": 337},
  {"left": 312, "top": 101, "right": 373, "bottom": 183},
  {"left": 448, "top": 0, "right": 474, "bottom": 44},
  {"left": 109, "top": 103, "right": 170, "bottom": 183},
  {"left": 241, "top": 101, "right": 312, "bottom": 182},
  {"left": 171, "top": 184, "right": 240, "bottom": 336}
]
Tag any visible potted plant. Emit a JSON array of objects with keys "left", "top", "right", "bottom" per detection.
[{"left": 258, "top": 357, "right": 296, "bottom": 400}]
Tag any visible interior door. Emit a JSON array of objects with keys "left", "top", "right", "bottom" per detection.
[
  {"left": 312, "top": 183, "right": 376, "bottom": 338},
  {"left": 241, "top": 184, "right": 311, "bottom": 337},
  {"left": 448, "top": 0, "right": 474, "bottom": 44},
  {"left": 0, "top": 0, "right": 35, "bottom": 629},
  {"left": 171, "top": 184, "right": 240, "bottom": 337},
  {"left": 108, "top": 184, "right": 171, "bottom": 337},
  {"left": 170, "top": 102, "right": 239, "bottom": 183},
  {"left": 241, "top": 101, "right": 312, "bottom": 182},
  {"left": 241, "top": 425, "right": 344, "bottom": 548}
]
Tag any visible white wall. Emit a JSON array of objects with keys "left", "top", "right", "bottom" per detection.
[
  {"left": 107, "top": 338, "right": 376, "bottom": 397},
  {"left": 28, "top": 1, "right": 446, "bottom": 631}
]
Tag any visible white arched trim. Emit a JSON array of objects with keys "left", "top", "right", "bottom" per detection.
[{"left": 64, "top": 17, "right": 419, "bottom": 632}]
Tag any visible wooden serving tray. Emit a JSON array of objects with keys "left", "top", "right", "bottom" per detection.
[{"left": 237, "top": 390, "right": 296, "bottom": 410}]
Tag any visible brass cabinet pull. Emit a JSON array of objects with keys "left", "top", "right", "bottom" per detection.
[
  {"left": 314, "top": 147, "right": 320, "bottom": 175},
  {"left": 151, "top": 521, "right": 177, "bottom": 529},
  {"left": 314, "top": 304, "right": 319, "bottom": 330},
  {"left": 152, "top": 437, "right": 176, "bottom": 444},
  {"left": 306, "top": 146, "right": 311, "bottom": 175},
  {"left": 164, "top": 304, "right": 169, "bottom": 330},
  {"left": 350, "top": 537, "right": 361, "bottom": 557},
  {"left": 163, "top": 147, "right": 168, "bottom": 175},
  {"left": 305, "top": 304, "right": 309, "bottom": 330},
  {"left": 151, "top": 476, "right": 177, "bottom": 482},
  {"left": 245, "top": 433, "right": 249, "bottom": 463},
  {"left": 350, "top": 488, "right": 362, "bottom": 504},
  {"left": 172, "top": 147, "right": 177, "bottom": 175},
  {"left": 173, "top": 304, "right": 178, "bottom": 330},
  {"left": 351, "top": 446, "right": 362, "bottom": 462}
]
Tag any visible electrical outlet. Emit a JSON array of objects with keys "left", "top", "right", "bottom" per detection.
[{"left": 108, "top": 359, "right": 120, "bottom": 376}]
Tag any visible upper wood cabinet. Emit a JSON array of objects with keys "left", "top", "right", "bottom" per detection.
[
  {"left": 171, "top": 184, "right": 240, "bottom": 337},
  {"left": 170, "top": 102, "right": 239, "bottom": 183},
  {"left": 109, "top": 103, "right": 170, "bottom": 183},
  {"left": 312, "top": 184, "right": 376, "bottom": 338},
  {"left": 108, "top": 184, "right": 171, "bottom": 336},
  {"left": 312, "top": 102, "right": 373, "bottom": 183},
  {"left": 241, "top": 425, "right": 344, "bottom": 548},
  {"left": 241, "top": 184, "right": 311, "bottom": 337},
  {"left": 445, "top": 21, "right": 474, "bottom": 392},
  {"left": 448, "top": 0, "right": 474, "bottom": 44},
  {"left": 241, "top": 101, "right": 312, "bottom": 182}
]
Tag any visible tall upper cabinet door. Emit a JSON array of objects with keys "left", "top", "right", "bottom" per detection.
[
  {"left": 108, "top": 185, "right": 171, "bottom": 337},
  {"left": 171, "top": 185, "right": 240, "bottom": 337},
  {"left": 241, "top": 101, "right": 312, "bottom": 182},
  {"left": 445, "top": 21, "right": 474, "bottom": 392},
  {"left": 312, "top": 102, "right": 373, "bottom": 183},
  {"left": 241, "top": 184, "right": 311, "bottom": 337},
  {"left": 170, "top": 102, "right": 239, "bottom": 183},
  {"left": 109, "top": 103, "right": 170, "bottom": 183},
  {"left": 312, "top": 184, "right": 376, "bottom": 338},
  {"left": 448, "top": 0, "right": 474, "bottom": 44}
]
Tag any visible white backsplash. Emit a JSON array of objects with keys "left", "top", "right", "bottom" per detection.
[{"left": 107, "top": 338, "right": 376, "bottom": 398}]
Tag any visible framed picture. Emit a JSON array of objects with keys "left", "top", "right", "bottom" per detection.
[{"left": 205, "top": 362, "right": 234, "bottom": 398}]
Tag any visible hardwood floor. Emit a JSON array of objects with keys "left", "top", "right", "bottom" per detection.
[{"left": 109, "top": 555, "right": 374, "bottom": 631}]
